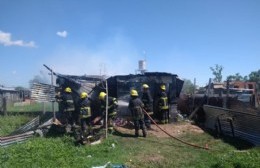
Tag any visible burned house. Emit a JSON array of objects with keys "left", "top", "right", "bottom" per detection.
[
  {"left": 55, "top": 74, "right": 105, "bottom": 119},
  {"left": 54, "top": 72, "right": 184, "bottom": 120},
  {"left": 103, "top": 72, "right": 184, "bottom": 118}
]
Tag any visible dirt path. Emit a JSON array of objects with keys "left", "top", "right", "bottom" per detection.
[{"left": 115, "top": 121, "right": 204, "bottom": 138}]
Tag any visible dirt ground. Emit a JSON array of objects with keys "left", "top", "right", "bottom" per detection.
[{"left": 115, "top": 121, "right": 204, "bottom": 138}]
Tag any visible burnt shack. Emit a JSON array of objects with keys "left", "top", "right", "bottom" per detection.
[
  {"left": 55, "top": 74, "right": 105, "bottom": 119},
  {"left": 55, "top": 72, "right": 184, "bottom": 121},
  {"left": 103, "top": 72, "right": 184, "bottom": 119}
]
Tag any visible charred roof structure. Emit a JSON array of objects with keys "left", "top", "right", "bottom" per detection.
[
  {"left": 55, "top": 73, "right": 105, "bottom": 119},
  {"left": 55, "top": 73, "right": 105, "bottom": 97},
  {"left": 101, "top": 72, "right": 184, "bottom": 116},
  {"left": 106, "top": 72, "right": 183, "bottom": 102},
  {"left": 54, "top": 71, "right": 184, "bottom": 118}
]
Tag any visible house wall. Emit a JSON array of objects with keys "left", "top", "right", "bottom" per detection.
[{"left": 231, "top": 81, "right": 256, "bottom": 91}]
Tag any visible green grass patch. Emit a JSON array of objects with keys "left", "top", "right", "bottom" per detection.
[
  {"left": 0, "top": 115, "right": 34, "bottom": 136},
  {"left": 7, "top": 102, "right": 58, "bottom": 113},
  {"left": 0, "top": 136, "right": 129, "bottom": 168},
  {"left": 1, "top": 129, "right": 260, "bottom": 168},
  {"left": 1, "top": 115, "right": 259, "bottom": 167}
]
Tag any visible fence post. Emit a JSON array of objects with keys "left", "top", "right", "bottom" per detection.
[
  {"left": 3, "top": 97, "right": 7, "bottom": 116},
  {"left": 42, "top": 102, "right": 46, "bottom": 115}
]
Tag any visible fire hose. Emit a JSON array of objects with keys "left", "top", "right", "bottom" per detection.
[{"left": 142, "top": 108, "right": 209, "bottom": 150}]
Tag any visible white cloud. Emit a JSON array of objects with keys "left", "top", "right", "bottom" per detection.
[
  {"left": 0, "top": 30, "right": 36, "bottom": 47},
  {"left": 56, "top": 31, "right": 68, "bottom": 38}
]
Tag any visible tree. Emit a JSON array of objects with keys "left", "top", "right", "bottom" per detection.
[
  {"left": 243, "top": 75, "right": 248, "bottom": 81},
  {"left": 226, "top": 73, "right": 244, "bottom": 82},
  {"left": 210, "top": 64, "right": 223, "bottom": 83},
  {"left": 248, "top": 70, "right": 260, "bottom": 82},
  {"left": 181, "top": 78, "right": 196, "bottom": 94}
]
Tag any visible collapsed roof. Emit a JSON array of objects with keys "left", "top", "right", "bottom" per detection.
[{"left": 105, "top": 72, "right": 184, "bottom": 104}]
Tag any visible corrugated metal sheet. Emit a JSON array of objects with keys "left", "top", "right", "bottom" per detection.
[
  {"left": 9, "top": 116, "right": 40, "bottom": 135},
  {"left": 0, "top": 86, "right": 16, "bottom": 91},
  {"left": 203, "top": 105, "right": 260, "bottom": 146},
  {"left": 0, "top": 116, "right": 41, "bottom": 147},
  {"left": 0, "top": 131, "right": 34, "bottom": 147},
  {"left": 31, "top": 83, "right": 56, "bottom": 102}
]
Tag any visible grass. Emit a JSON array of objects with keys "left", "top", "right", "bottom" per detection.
[
  {"left": 1, "top": 132, "right": 259, "bottom": 168},
  {"left": 0, "top": 115, "right": 35, "bottom": 136},
  {"left": 0, "top": 115, "right": 260, "bottom": 168},
  {"left": 7, "top": 102, "right": 59, "bottom": 113}
]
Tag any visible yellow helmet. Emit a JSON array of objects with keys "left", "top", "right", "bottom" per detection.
[
  {"left": 99, "top": 92, "right": 107, "bottom": 100},
  {"left": 142, "top": 84, "right": 149, "bottom": 89},
  {"left": 65, "top": 87, "right": 72, "bottom": 93},
  {"left": 80, "top": 92, "right": 88, "bottom": 99},
  {"left": 160, "top": 84, "right": 166, "bottom": 90},
  {"left": 130, "top": 89, "right": 138, "bottom": 96}
]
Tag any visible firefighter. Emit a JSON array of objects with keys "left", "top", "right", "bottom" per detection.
[
  {"left": 128, "top": 89, "right": 147, "bottom": 137},
  {"left": 60, "top": 87, "right": 75, "bottom": 132},
  {"left": 99, "top": 92, "right": 118, "bottom": 133},
  {"left": 141, "top": 84, "right": 153, "bottom": 129},
  {"left": 78, "top": 92, "right": 92, "bottom": 141},
  {"left": 158, "top": 84, "right": 169, "bottom": 124}
]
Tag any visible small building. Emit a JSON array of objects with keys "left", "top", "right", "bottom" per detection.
[
  {"left": 0, "top": 86, "right": 20, "bottom": 102},
  {"left": 0, "top": 86, "right": 18, "bottom": 113},
  {"left": 230, "top": 81, "right": 256, "bottom": 90},
  {"left": 0, "top": 86, "right": 30, "bottom": 105}
]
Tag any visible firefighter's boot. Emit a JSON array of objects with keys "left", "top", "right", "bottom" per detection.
[
  {"left": 135, "top": 130, "right": 139, "bottom": 137},
  {"left": 142, "top": 129, "right": 147, "bottom": 138}
]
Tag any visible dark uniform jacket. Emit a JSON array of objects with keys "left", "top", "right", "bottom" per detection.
[
  {"left": 101, "top": 97, "right": 118, "bottom": 117},
  {"left": 141, "top": 91, "right": 153, "bottom": 112},
  {"left": 158, "top": 91, "right": 169, "bottom": 110},
  {"left": 128, "top": 97, "right": 144, "bottom": 120},
  {"left": 79, "top": 98, "right": 91, "bottom": 118},
  {"left": 60, "top": 93, "right": 75, "bottom": 112}
]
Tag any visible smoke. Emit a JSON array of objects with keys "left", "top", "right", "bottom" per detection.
[
  {"left": 29, "top": 70, "right": 50, "bottom": 88},
  {"left": 46, "top": 33, "right": 139, "bottom": 76}
]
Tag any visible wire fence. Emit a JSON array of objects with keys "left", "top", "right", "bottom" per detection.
[{"left": 203, "top": 105, "right": 260, "bottom": 146}]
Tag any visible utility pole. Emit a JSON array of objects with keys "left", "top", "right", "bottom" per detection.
[
  {"left": 105, "top": 80, "right": 108, "bottom": 139},
  {"left": 43, "top": 64, "right": 56, "bottom": 121},
  {"left": 192, "top": 78, "right": 196, "bottom": 110},
  {"left": 51, "top": 69, "right": 56, "bottom": 121},
  {"left": 206, "top": 78, "right": 212, "bottom": 105}
]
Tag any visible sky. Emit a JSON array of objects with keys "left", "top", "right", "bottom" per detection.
[{"left": 0, "top": 0, "right": 260, "bottom": 88}]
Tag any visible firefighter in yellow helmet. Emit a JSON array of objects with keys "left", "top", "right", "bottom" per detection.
[
  {"left": 78, "top": 91, "right": 93, "bottom": 141},
  {"left": 158, "top": 84, "right": 169, "bottom": 124},
  {"left": 128, "top": 89, "right": 147, "bottom": 137},
  {"left": 99, "top": 91, "right": 118, "bottom": 133},
  {"left": 65, "top": 87, "right": 72, "bottom": 93},
  {"left": 59, "top": 87, "right": 75, "bottom": 132},
  {"left": 141, "top": 84, "right": 153, "bottom": 129}
]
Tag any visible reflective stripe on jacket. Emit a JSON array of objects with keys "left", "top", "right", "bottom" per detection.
[
  {"left": 80, "top": 106, "right": 91, "bottom": 118},
  {"left": 101, "top": 97, "right": 118, "bottom": 117},
  {"left": 159, "top": 97, "right": 169, "bottom": 110},
  {"left": 79, "top": 98, "right": 91, "bottom": 118},
  {"left": 66, "top": 99, "right": 75, "bottom": 111}
]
